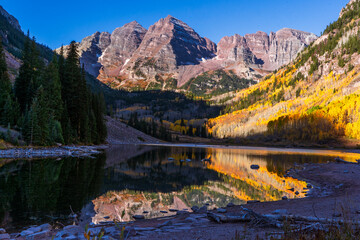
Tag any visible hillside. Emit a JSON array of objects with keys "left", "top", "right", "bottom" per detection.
[{"left": 207, "top": 0, "right": 360, "bottom": 145}]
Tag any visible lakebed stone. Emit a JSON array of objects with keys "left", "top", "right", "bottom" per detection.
[{"left": 0, "top": 233, "right": 10, "bottom": 240}]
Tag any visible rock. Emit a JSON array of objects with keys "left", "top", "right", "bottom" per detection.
[
  {"left": 20, "top": 230, "right": 33, "bottom": 236},
  {"left": 226, "top": 202, "right": 235, "bottom": 207},
  {"left": 216, "top": 208, "right": 227, "bottom": 213},
  {"left": 335, "top": 184, "right": 344, "bottom": 189},
  {"left": 184, "top": 217, "right": 198, "bottom": 223},
  {"left": 27, "top": 226, "right": 42, "bottom": 233},
  {"left": 134, "top": 227, "right": 156, "bottom": 231},
  {"left": 64, "top": 235, "right": 78, "bottom": 240},
  {"left": 39, "top": 223, "right": 52, "bottom": 231},
  {"left": 272, "top": 209, "right": 288, "bottom": 215},
  {"left": 133, "top": 215, "right": 145, "bottom": 220},
  {"left": 250, "top": 164, "right": 260, "bottom": 170},
  {"left": 63, "top": 225, "right": 79, "bottom": 230},
  {"left": 157, "top": 220, "right": 173, "bottom": 228},
  {"left": 335, "top": 157, "right": 347, "bottom": 163},
  {"left": 282, "top": 196, "right": 288, "bottom": 200},
  {"left": 198, "top": 206, "right": 208, "bottom": 213},
  {"left": 247, "top": 200, "right": 260, "bottom": 204},
  {"left": 28, "top": 230, "right": 51, "bottom": 239},
  {"left": 191, "top": 206, "right": 199, "bottom": 212},
  {"left": 176, "top": 210, "right": 189, "bottom": 215},
  {"left": 88, "top": 227, "right": 104, "bottom": 236},
  {"left": 0, "top": 233, "right": 10, "bottom": 240}
]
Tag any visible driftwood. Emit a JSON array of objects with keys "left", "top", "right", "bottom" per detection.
[{"left": 207, "top": 212, "right": 251, "bottom": 223}]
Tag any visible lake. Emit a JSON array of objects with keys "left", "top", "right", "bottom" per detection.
[{"left": 1, "top": 144, "right": 359, "bottom": 231}]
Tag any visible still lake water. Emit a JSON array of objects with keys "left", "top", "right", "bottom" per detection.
[{"left": 1, "top": 144, "right": 359, "bottom": 230}]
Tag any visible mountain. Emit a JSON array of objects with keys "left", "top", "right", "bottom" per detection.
[
  {"left": 207, "top": 0, "right": 360, "bottom": 144},
  {"left": 58, "top": 16, "right": 316, "bottom": 94},
  {"left": 0, "top": 5, "right": 54, "bottom": 80}
]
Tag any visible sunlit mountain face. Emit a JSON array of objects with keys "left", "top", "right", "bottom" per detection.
[{"left": 1, "top": 145, "right": 359, "bottom": 228}]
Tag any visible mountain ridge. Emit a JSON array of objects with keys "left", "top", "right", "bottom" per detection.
[{"left": 56, "top": 16, "right": 317, "bottom": 94}]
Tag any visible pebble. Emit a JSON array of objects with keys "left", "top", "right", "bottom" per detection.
[
  {"left": 133, "top": 215, "right": 145, "bottom": 220},
  {"left": 250, "top": 164, "right": 260, "bottom": 170}
]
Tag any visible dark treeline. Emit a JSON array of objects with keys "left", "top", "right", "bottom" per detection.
[
  {"left": 0, "top": 35, "right": 107, "bottom": 146},
  {"left": 127, "top": 113, "right": 172, "bottom": 141}
]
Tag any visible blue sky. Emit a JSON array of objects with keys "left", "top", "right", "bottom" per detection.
[{"left": 0, "top": 0, "right": 349, "bottom": 49}]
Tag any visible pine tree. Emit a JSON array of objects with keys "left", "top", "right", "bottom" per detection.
[
  {"left": 14, "top": 34, "right": 41, "bottom": 112},
  {"left": 43, "top": 53, "right": 63, "bottom": 121},
  {"left": 79, "top": 66, "right": 89, "bottom": 142}
]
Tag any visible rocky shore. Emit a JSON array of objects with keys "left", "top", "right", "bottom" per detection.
[
  {"left": 0, "top": 145, "right": 107, "bottom": 159},
  {"left": 2, "top": 160, "right": 360, "bottom": 239}
]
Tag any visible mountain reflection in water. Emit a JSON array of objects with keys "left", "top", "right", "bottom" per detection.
[{"left": 1, "top": 145, "right": 359, "bottom": 229}]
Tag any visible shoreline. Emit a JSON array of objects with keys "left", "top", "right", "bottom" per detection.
[{"left": 0, "top": 145, "right": 108, "bottom": 159}]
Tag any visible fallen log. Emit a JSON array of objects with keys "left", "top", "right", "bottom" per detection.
[{"left": 207, "top": 212, "right": 251, "bottom": 223}]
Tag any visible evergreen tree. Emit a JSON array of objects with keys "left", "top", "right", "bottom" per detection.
[
  {"left": 78, "top": 66, "right": 89, "bottom": 142},
  {"left": 43, "top": 53, "right": 63, "bottom": 121},
  {"left": 14, "top": 34, "right": 42, "bottom": 112},
  {"left": 63, "top": 41, "right": 81, "bottom": 139}
]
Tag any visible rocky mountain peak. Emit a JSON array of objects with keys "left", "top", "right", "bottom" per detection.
[
  {"left": 98, "top": 21, "right": 147, "bottom": 80},
  {"left": 216, "top": 28, "right": 317, "bottom": 72},
  {"left": 0, "top": 5, "right": 21, "bottom": 31},
  {"left": 340, "top": 0, "right": 358, "bottom": 18}
]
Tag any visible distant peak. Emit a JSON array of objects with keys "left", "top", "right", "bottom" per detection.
[{"left": 122, "top": 20, "right": 147, "bottom": 32}]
